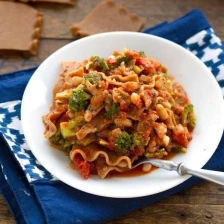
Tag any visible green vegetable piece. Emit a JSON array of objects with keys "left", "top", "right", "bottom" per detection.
[
  {"left": 133, "top": 65, "right": 143, "bottom": 74},
  {"left": 60, "top": 121, "right": 77, "bottom": 138},
  {"left": 84, "top": 73, "right": 101, "bottom": 84},
  {"left": 181, "top": 104, "right": 196, "bottom": 128},
  {"left": 132, "top": 133, "right": 144, "bottom": 147},
  {"left": 50, "top": 128, "right": 72, "bottom": 152},
  {"left": 55, "top": 89, "right": 74, "bottom": 100},
  {"left": 60, "top": 139, "right": 72, "bottom": 152},
  {"left": 94, "top": 56, "right": 109, "bottom": 70},
  {"left": 115, "top": 56, "right": 132, "bottom": 67},
  {"left": 139, "top": 51, "right": 145, "bottom": 57},
  {"left": 50, "top": 128, "right": 62, "bottom": 144},
  {"left": 114, "top": 131, "right": 132, "bottom": 156},
  {"left": 73, "top": 116, "right": 86, "bottom": 126},
  {"left": 144, "top": 152, "right": 154, "bottom": 158},
  {"left": 60, "top": 116, "right": 85, "bottom": 139},
  {"left": 76, "top": 134, "right": 96, "bottom": 146},
  {"left": 171, "top": 146, "right": 186, "bottom": 153},
  {"left": 155, "top": 148, "right": 165, "bottom": 156},
  {"left": 69, "top": 89, "right": 90, "bottom": 112},
  {"left": 105, "top": 103, "right": 119, "bottom": 119}
]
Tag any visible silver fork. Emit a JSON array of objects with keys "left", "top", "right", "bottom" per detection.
[{"left": 131, "top": 157, "right": 224, "bottom": 186}]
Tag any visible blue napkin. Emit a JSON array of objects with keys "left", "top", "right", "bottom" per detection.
[{"left": 0, "top": 9, "right": 224, "bottom": 224}]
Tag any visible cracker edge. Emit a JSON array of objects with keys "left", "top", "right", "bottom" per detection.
[
  {"left": 69, "top": 0, "right": 145, "bottom": 38},
  {"left": 28, "top": 12, "right": 44, "bottom": 56},
  {"left": 19, "top": 0, "right": 75, "bottom": 5}
]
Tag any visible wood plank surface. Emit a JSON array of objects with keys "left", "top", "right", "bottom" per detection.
[{"left": 0, "top": 0, "right": 224, "bottom": 223}]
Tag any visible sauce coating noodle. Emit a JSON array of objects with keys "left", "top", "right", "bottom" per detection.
[{"left": 43, "top": 49, "right": 196, "bottom": 179}]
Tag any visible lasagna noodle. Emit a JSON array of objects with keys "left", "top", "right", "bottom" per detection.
[
  {"left": 43, "top": 112, "right": 60, "bottom": 138},
  {"left": 70, "top": 144, "right": 132, "bottom": 178},
  {"left": 43, "top": 101, "right": 67, "bottom": 138},
  {"left": 100, "top": 71, "right": 139, "bottom": 86}
]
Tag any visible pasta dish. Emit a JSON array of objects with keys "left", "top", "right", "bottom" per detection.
[{"left": 42, "top": 49, "right": 196, "bottom": 179}]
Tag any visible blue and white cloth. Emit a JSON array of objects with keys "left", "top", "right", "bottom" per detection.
[{"left": 0, "top": 9, "right": 224, "bottom": 224}]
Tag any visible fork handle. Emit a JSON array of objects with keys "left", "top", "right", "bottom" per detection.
[{"left": 178, "top": 163, "right": 224, "bottom": 186}]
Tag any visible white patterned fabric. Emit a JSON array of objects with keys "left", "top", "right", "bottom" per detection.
[
  {"left": 0, "top": 100, "right": 55, "bottom": 182},
  {"left": 183, "top": 28, "right": 224, "bottom": 95}
]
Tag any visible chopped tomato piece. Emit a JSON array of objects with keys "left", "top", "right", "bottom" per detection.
[
  {"left": 108, "top": 138, "right": 115, "bottom": 150},
  {"left": 107, "top": 58, "right": 117, "bottom": 65},
  {"left": 124, "top": 50, "right": 139, "bottom": 59},
  {"left": 73, "top": 154, "right": 90, "bottom": 179},
  {"left": 136, "top": 58, "right": 156, "bottom": 74},
  {"left": 172, "top": 131, "right": 188, "bottom": 147},
  {"left": 119, "top": 100, "right": 128, "bottom": 111},
  {"left": 131, "top": 147, "right": 145, "bottom": 157},
  {"left": 55, "top": 103, "right": 68, "bottom": 113},
  {"left": 84, "top": 67, "right": 89, "bottom": 73},
  {"left": 150, "top": 58, "right": 161, "bottom": 71}
]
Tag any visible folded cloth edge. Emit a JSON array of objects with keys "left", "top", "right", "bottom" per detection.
[
  {"left": 0, "top": 67, "right": 37, "bottom": 104},
  {"left": 143, "top": 9, "right": 211, "bottom": 44}
]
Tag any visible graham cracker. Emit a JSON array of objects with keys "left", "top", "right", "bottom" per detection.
[
  {"left": 0, "top": 2, "right": 43, "bottom": 56},
  {"left": 19, "top": 0, "right": 75, "bottom": 5},
  {"left": 70, "top": 0, "right": 145, "bottom": 37}
]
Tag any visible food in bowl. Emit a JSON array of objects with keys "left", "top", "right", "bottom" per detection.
[{"left": 42, "top": 48, "right": 196, "bottom": 179}]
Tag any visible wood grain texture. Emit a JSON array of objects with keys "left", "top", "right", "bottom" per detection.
[
  {"left": 0, "top": 39, "right": 71, "bottom": 74},
  {"left": 0, "top": 0, "right": 224, "bottom": 223},
  {"left": 0, "top": 196, "right": 15, "bottom": 224},
  {"left": 31, "top": 0, "right": 224, "bottom": 39},
  {"left": 1, "top": 181, "right": 224, "bottom": 223}
]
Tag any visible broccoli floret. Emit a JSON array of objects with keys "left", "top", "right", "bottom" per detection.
[
  {"left": 50, "top": 128, "right": 62, "bottom": 144},
  {"left": 170, "top": 146, "right": 186, "bottom": 153},
  {"left": 155, "top": 148, "right": 166, "bottom": 156},
  {"left": 73, "top": 115, "right": 86, "bottom": 126},
  {"left": 50, "top": 128, "right": 72, "bottom": 152},
  {"left": 132, "top": 133, "right": 145, "bottom": 147},
  {"left": 84, "top": 73, "right": 101, "bottom": 84},
  {"left": 105, "top": 103, "right": 119, "bottom": 119},
  {"left": 115, "top": 56, "right": 132, "bottom": 67},
  {"left": 93, "top": 56, "right": 109, "bottom": 70},
  {"left": 60, "top": 138, "right": 72, "bottom": 152},
  {"left": 69, "top": 89, "right": 90, "bottom": 112},
  {"left": 181, "top": 104, "right": 196, "bottom": 128},
  {"left": 144, "top": 152, "right": 154, "bottom": 158},
  {"left": 139, "top": 51, "right": 145, "bottom": 57},
  {"left": 114, "top": 131, "right": 132, "bottom": 156}
]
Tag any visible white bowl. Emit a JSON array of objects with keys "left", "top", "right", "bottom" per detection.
[{"left": 21, "top": 32, "right": 224, "bottom": 198}]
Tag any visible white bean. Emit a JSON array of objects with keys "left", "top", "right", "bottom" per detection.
[
  {"left": 154, "top": 123, "right": 167, "bottom": 138},
  {"left": 84, "top": 110, "right": 92, "bottom": 122},
  {"left": 162, "top": 101, "right": 171, "bottom": 109},
  {"left": 114, "top": 118, "right": 132, "bottom": 127},
  {"left": 162, "top": 135, "right": 170, "bottom": 146},
  {"left": 142, "top": 164, "right": 152, "bottom": 172},
  {"left": 117, "top": 161, "right": 127, "bottom": 168},
  {"left": 156, "top": 104, "right": 169, "bottom": 120},
  {"left": 131, "top": 92, "right": 140, "bottom": 105}
]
